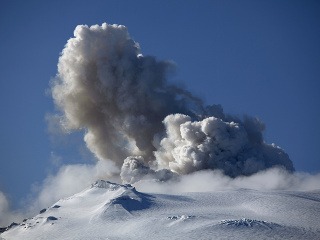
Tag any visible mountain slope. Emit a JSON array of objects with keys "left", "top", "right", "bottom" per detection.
[{"left": 1, "top": 180, "right": 320, "bottom": 240}]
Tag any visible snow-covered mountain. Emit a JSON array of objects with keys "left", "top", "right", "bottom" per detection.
[{"left": 1, "top": 180, "right": 319, "bottom": 240}]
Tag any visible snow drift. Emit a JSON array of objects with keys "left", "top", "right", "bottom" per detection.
[{"left": 51, "top": 23, "right": 294, "bottom": 182}]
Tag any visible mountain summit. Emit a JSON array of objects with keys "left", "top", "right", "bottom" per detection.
[{"left": 1, "top": 180, "right": 319, "bottom": 240}]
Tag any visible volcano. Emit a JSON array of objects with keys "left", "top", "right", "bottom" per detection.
[{"left": 1, "top": 180, "right": 319, "bottom": 240}]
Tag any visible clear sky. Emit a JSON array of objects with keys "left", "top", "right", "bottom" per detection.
[{"left": 0, "top": 0, "right": 319, "bottom": 207}]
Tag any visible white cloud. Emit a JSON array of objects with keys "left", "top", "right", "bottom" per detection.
[
  {"left": 0, "top": 191, "right": 22, "bottom": 227},
  {"left": 28, "top": 160, "right": 120, "bottom": 214},
  {"left": 134, "top": 168, "right": 320, "bottom": 193}
]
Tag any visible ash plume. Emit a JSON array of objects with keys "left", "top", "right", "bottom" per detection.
[
  {"left": 51, "top": 23, "right": 294, "bottom": 183},
  {"left": 53, "top": 23, "right": 201, "bottom": 165}
]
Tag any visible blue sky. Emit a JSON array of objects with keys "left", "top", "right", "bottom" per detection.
[{"left": 0, "top": 0, "right": 319, "bottom": 207}]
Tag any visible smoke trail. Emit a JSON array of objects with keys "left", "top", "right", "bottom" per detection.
[{"left": 51, "top": 23, "right": 294, "bottom": 182}]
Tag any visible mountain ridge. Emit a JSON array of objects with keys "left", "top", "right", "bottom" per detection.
[{"left": 1, "top": 180, "right": 320, "bottom": 240}]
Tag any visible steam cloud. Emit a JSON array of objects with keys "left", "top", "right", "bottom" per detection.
[
  {"left": 0, "top": 191, "right": 22, "bottom": 226},
  {"left": 51, "top": 23, "right": 294, "bottom": 183}
]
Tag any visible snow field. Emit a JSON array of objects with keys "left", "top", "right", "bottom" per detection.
[{"left": 2, "top": 180, "right": 320, "bottom": 240}]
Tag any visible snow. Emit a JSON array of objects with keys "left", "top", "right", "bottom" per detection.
[{"left": 1, "top": 180, "right": 320, "bottom": 240}]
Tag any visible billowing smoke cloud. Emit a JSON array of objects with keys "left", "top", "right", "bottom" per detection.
[
  {"left": 154, "top": 114, "right": 293, "bottom": 177},
  {"left": 120, "top": 156, "right": 178, "bottom": 184},
  {"left": 2, "top": 23, "right": 317, "bottom": 228},
  {"left": 52, "top": 23, "right": 201, "bottom": 165},
  {"left": 51, "top": 23, "right": 294, "bottom": 183}
]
